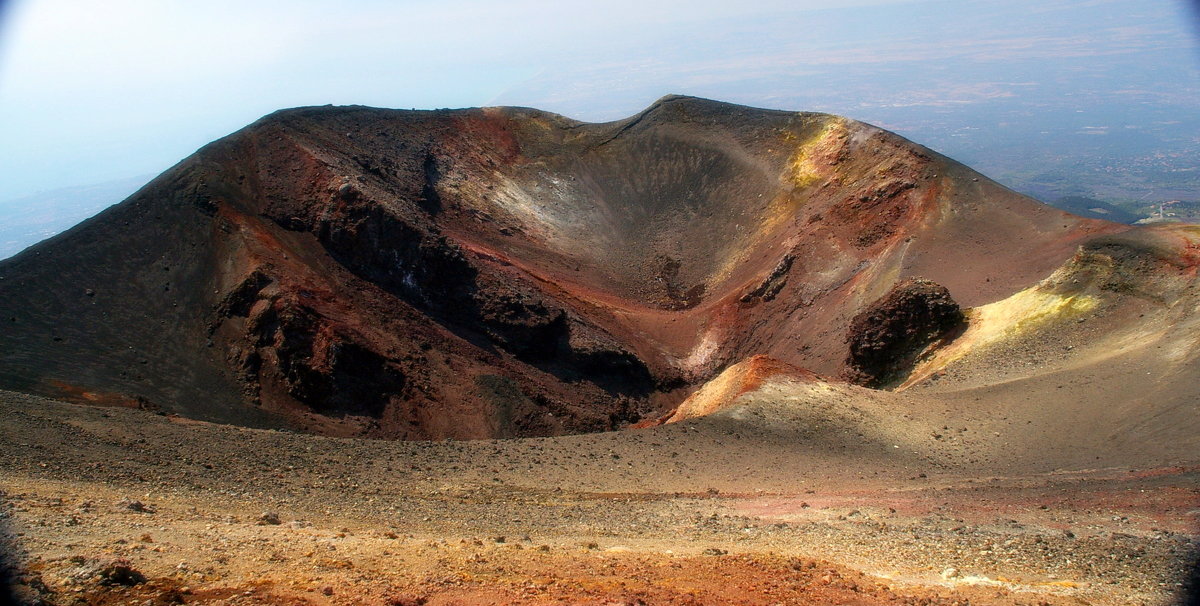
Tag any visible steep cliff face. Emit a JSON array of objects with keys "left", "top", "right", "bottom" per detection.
[{"left": 0, "top": 96, "right": 1124, "bottom": 439}]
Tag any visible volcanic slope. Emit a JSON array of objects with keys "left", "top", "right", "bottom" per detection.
[{"left": 0, "top": 95, "right": 1134, "bottom": 440}]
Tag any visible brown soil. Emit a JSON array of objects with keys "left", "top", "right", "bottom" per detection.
[{"left": 1, "top": 392, "right": 1196, "bottom": 605}]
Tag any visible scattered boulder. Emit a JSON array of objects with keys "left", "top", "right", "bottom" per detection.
[
  {"left": 387, "top": 596, "right": 429, "bottom": 606},
  {"left": 154, "top": 588, "right": 187, "bottom": 604},
  {"left": 97, "top": 558, "right": 146, "bottom": 586},
  {"left": 256, "top": 511, "right": 282, "bottom": 525},
  {"left": 116, "top": 499, "right": 154, "bottom": 514}
]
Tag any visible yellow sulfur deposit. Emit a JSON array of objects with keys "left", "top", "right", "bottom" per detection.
[
  {"left": 901, "top": 286, "right": 1098, "bottom": 388},
  {"left": 788, "top": 117, "right": 849, "bottom": 189}
]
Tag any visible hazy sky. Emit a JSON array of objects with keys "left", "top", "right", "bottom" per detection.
[
  {"left": 0, "top": 0, "right": 918, "bottom": 200},
  {"left": 0, "top": 0, "right": 1197, "bottom": 202}
]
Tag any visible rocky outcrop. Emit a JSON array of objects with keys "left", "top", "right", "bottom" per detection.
[{"left": 843, "top": 279, "right": 966, "bottom": 388}]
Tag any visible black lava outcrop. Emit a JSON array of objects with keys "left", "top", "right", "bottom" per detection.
[{"left": 843, "top": 279, "right": 966, "bottom": 388}]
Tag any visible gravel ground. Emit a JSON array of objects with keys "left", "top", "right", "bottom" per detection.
[{"left": 1, "top": 391, "right": 1197, "bottom": 605}]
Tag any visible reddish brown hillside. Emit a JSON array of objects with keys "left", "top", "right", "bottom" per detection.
[{"left": 0, "top": 96, "right": 1124, "bottom": 439}]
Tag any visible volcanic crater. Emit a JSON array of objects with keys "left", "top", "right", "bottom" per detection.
[
  {"left": 3, "top": 96, "right": 1200, "bottom": 605},
  {"left": 0, "top": 95, "right": 1189, "bottom": 443}
]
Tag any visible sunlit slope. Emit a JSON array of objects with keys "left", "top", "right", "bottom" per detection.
[{"left": 664, "top": 225, "right": 1200, "bottom": 472}]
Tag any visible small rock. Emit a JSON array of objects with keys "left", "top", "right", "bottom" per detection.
[
  {"left": 387, "top": 597, "right": 429, "bottom": 606},
  {"left": 117, "top": 499, "right": 154, "bottom": 514},
  {"left": 156, "top": 588, "right": 186, "bottom": 604},
  {"left": 941, "top": 567, "right": 960, "bottom": 579},
  {"left": 97, "top": 559, "right": 146, "bottom": 586},
  {"left": 702, "top": 547, "right": 727, "bottom": 556},
  {"left": 256, "top": 512, "right": 282, "bottom": 525}
]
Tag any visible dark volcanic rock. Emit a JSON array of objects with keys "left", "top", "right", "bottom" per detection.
[
  {"left": 97, "top": 559, "right": 146, "bottom": 587},
  {"left": 843, "top": 279, "right": 966, "bottom": 388}
]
